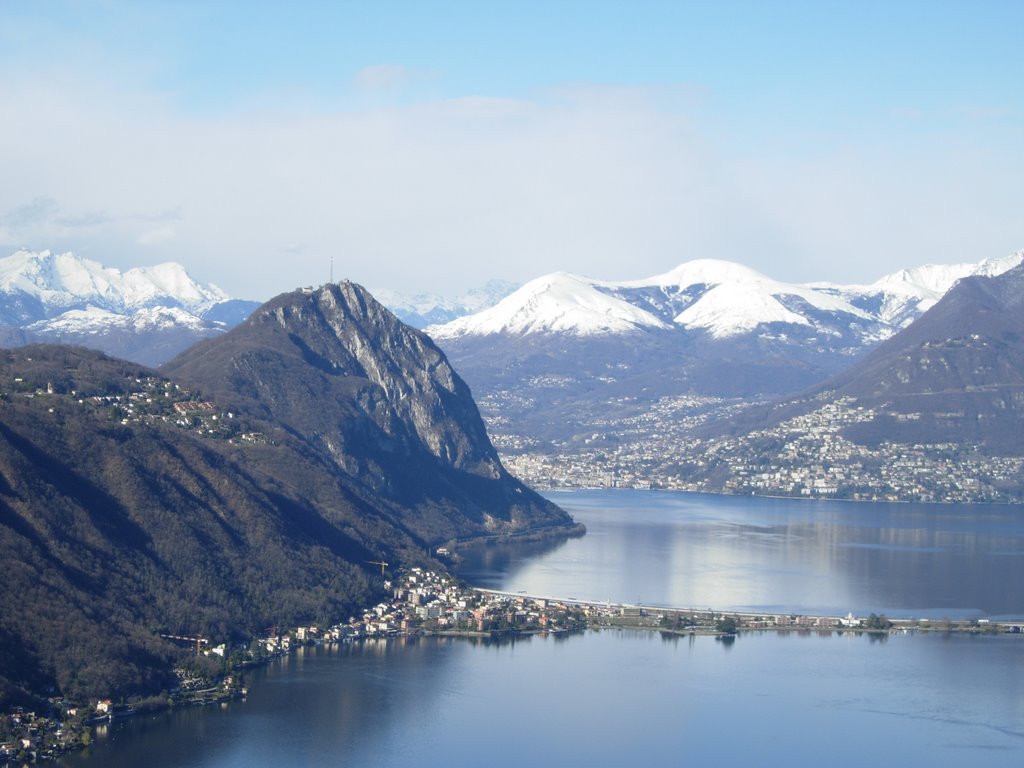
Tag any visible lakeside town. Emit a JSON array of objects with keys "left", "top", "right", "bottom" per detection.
[
  {"left": 492, "top": 394, "right": 1024, "bottom": 503},
  {"left": 5, "top": 566, "right": 1022, "bottom": 765}
]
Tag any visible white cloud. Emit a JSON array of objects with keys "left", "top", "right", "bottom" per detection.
[{"left": 0, "top": 73, "right": 1021, "bottom": 301}]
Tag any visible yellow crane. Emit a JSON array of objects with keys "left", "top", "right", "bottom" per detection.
[{"left": 366, "top": 560, "right": 389, "bottom": 576}]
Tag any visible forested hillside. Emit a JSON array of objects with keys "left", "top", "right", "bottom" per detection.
[{"left": 0, "top": 284, "right": 578, "bottom": 706}]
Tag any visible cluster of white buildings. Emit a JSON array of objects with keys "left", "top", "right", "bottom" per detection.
[{"left": 493, "top": 393, "right": 1023, "bottom": 503}]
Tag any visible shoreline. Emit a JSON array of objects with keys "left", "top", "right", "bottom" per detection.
[
  {"left": 13, "top": 569, "right": 1019, "bottom": 767},
  {"left": 471, "top": 588, "right": 1024, "bottom": 636},
  {"left": 445, "top": 520, "right": 587, "bottom": 550},
  {"left": 539, "top": 485, "right": 1024, "bottom": 508}
]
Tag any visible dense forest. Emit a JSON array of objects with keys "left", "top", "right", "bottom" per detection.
[
  {"left": 0, "top": 347, "right": 388, "bottom": 703},
  {"left": 0, "top": 286, "right": 579, "bottom": 707}
]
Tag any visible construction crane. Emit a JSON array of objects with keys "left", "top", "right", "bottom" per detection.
[
  {"left": 366, "top": 560, "right": 389, "bottom": 576},
  {"left": 158, "top": 632, "right": 207, "bottom": 656}
]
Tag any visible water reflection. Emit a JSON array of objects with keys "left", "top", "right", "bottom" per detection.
[
  {"left": 457, "top": 490, "right": 1024, "bottom": 618},
  {"left": 63, "top": 637, "right": 472, "bottom": 768},
  {"left": 455, "top": 534, "right": 573, "bottom": 589},
  {"left": 58, "top": 485, "right": 1024, "bottom": 768}
]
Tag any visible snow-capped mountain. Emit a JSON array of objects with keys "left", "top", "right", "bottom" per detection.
[
  {"left": 814, "top": 251, "right": 1024, "bottom": 328},
  {"left": 373, "top": 279, "right": 518, "bottom": 328},
  {"left": 25, "top": 305, "right": 210, "bottom": 336},
  {"left": 608, "top": 259, "right": 874, "bottom": 339},
  {"left": 0, "top": 249, "right": 228, "bottom": 319},
  {"left": 0, "top": 250, "right": 259, "bottom": 365},
  {"left": 428, "top": 252, "right": 1024, "bottom": 343},
  {"left": 430, "top": 272, "right": 670, "bottom": 338},
  {"left": 426, "top": 249, "right": 1024, "bottom": 445},
  {"left": 428, "top": 258, "right": 879, "bottom": 343}
]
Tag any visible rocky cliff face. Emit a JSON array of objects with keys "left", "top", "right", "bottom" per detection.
[
  {"left": 165, "top": 282, "right": 574, "bottom": 540},
  {"left": 259, "top": 282, "right": 502, "bottom": 478}
]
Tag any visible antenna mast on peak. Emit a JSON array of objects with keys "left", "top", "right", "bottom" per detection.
[{"left": 330, "top": 256, "right": 334, "bottom": 284}]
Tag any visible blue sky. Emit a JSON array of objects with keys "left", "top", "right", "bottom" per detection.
[{"left": 1, "top": 0, "right": 1021, "bottom": 299}]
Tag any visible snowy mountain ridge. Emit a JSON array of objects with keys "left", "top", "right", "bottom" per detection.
[
  {"left": 0, "top": 249, "right": 259, "bottom": 365},
  {"left": 431, "top": 272, "right": 671, "bottom": 338},
  {"left": 0, "top": 249, "right": 228, "bottom": 315},
  {"left": 427, "top": 251, "right": 1024, "bottom": 341},
  {"left": 25, "top": 305, "right": 210, "bottom": 336},
  {"left": 810, "top": 250, "right": 1024, "bottom": 328}
]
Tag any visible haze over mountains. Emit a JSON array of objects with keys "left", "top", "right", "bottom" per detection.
[{"left": 372, "top": 279, "right": 518, "bottom": 329}]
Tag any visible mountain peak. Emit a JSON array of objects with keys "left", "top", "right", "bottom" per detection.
[
  {"left": 0, "top": 249, "right": 258, "bottom": 365},
  {"left": 427, "top": 271, "right": 670, "bottom": 338},
  {"left": 628, "top": 258, "right": 772, "bottom": 289},
  {"left": 243, "top": 280, "right": 505, "bottom": 476},
  {"left": 166, "top": 281, "right": 574, "bottom": 541},
  {"left": 868, "top": 249, "right": 1024, "bottom": 297},
  {"left": 0, "top": 249, "right": 228, "bottom": 313},
  {"left": 428, "top": 259, "right": 873, "bottom": 341},
  {"left": 428, "top": 251, "right": 1024, "bottom": 343},
  {"left": 758, "top": 258, "right": 1024, "bottom": 455},
  {"left": 249, "top": 282, "right": 469, "bottom": 427}
]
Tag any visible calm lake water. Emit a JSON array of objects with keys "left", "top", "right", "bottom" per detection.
[
  {"left": 463, "top": 489, "right": 1024, "bottom": 619},
  {"left": 60, "top": 491, "right": 1024, "bottom": 767}
]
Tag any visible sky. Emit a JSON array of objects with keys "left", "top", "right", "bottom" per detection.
[{"left": 0, "top": 0, "right": 1022, "bottom": 301}]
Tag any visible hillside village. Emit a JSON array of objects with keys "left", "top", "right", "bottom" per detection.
[{"left": 3, "top": 364, "right": 270, "bottom": 446}]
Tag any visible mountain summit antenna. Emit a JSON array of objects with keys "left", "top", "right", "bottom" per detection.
[{"left": 330, "top": 256, "right": 334, "bottom": 284}]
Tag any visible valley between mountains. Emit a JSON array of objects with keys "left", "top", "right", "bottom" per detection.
[
  {"left": 2, "top": 245, "right": 1023, "bottom": 710},
  {"left": 422, "top": 251, "right": 1024, "bottom": 503}
]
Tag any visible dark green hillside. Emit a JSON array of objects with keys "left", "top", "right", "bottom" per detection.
[
  {"left": 0, "top": 286, "right": 578, "bottom": 707},
  {"left": 0, "top": 347, "right": 400, "bottom": 704}
]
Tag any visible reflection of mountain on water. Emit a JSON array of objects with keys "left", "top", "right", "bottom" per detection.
[
  {"left": 455, "top": 535, "right": 575, "bottom": 589},
  {"left": 63, "top": 639, "right": 470, "bottom": 768},
  {"left": 63, "top": 625, "right": 1024, "bottom": 767},
  {"left": 60, "top": 489, "right": 1024, "bottom": 768}
]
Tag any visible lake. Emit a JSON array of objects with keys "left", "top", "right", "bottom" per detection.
[
  {"left": 462, "top": 489, "right": 1024, "bottom": 619},
  {"left": 59, "top": 490, "right": 1024, "bottom": 767}
]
